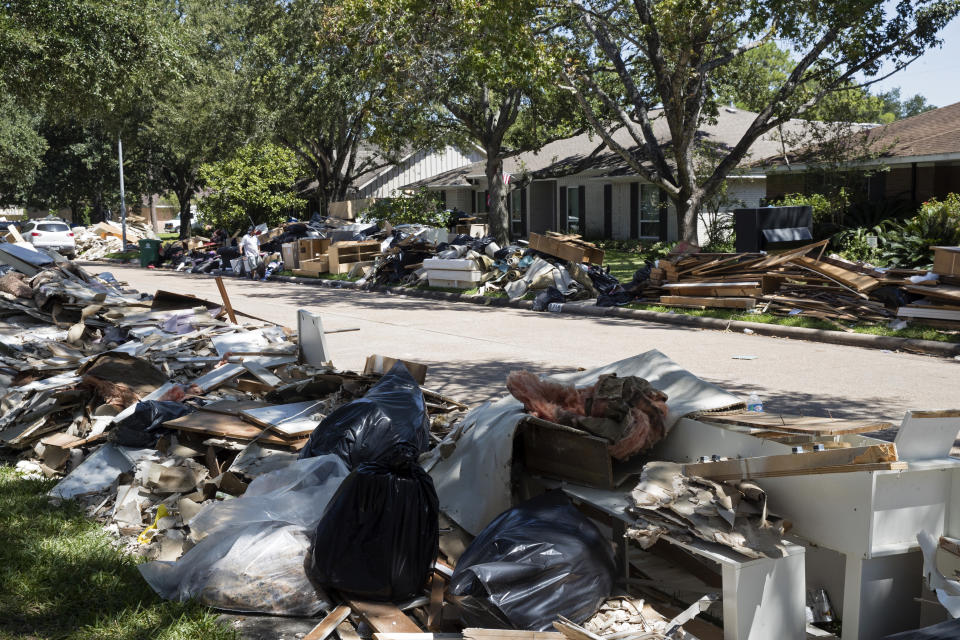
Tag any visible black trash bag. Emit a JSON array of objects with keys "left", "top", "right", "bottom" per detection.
[
  {"left": 113, "top": 400, "right": 195, "bottom": 447},
  {"left": 586, "top": 265, "right": 622, "bottom": 296},
  {"left": 298, "top": 362, "right": 429, "bottom": 467},
  {"left": 449, "top": 490, "right": 616, "bottom": 631},
  {"left": 531, "top": 286, "right": 565, "bottom": 311},
  {"left": 309, "top": 461, "right": 439, "bottom": 602}
]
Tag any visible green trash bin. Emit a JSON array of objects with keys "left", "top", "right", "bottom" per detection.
[{"left": 138, "top": 239, "right": 162, "bottom": 267}]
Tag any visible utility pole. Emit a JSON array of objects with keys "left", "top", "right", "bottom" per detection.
[{"left": 118, "top": 136, "right": 127, "bottom": 250}]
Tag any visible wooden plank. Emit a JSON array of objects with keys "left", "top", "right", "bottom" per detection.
[
  {"left": 214, "top": 276, "right": 238, "bottom": 324},
  {"left": 659, "top": 296, "right": 756, "bottom": 309},
  {"left": 520, "top": 418, "right": 613, "bottom": 489},
  {"left": 701, "top": 412, "right": 891, "bottom": 436},
  {"left": 903, "top": 284, "right": 960, "bottom": 304},
  {"left": 346, "top": 599, "right": 422, "bottom": 634},
  {"left": 305, "top": 606, "right": 352, "bottom": 640},
  {"left": 682, "top": 444, "right": 901, "bottom": 482},
  {"left": 791, "top": 256, "right": 882, "bottom": 293},
  {"left": 896, "top": 306, "right": 960, "bottom": 321},
  {"left": 337, "top": 621, "right": 362, "bottom": 640}
]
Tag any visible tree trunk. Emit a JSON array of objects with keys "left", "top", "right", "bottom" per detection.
[
  {"left": 485, "top": 156, "right": 509, "bottom": 244},
  {"left": 148, "top": 194, "right": 159, "bottom": 233},
  {"left": 177, "top": 191, "right": 193, "bottom": 240},
  {"left": 676, "top": 188, "right": 700, "bottom": 245}
]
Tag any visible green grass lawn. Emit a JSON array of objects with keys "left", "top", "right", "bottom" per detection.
[
  {"left": 103, "top": 251, "right": 140, "bottom": 260},
  {"left": 277, "top": 269, "right": 357, "bottom": 281},
  {"left": 0, "top": 466, "right": 235, "bottom": 640},
  {"left": 603, "top": 249, "right": 648, "bottom": 282},
  {"left": 158, "top": 233, "right": 180, "bottom": 241}
]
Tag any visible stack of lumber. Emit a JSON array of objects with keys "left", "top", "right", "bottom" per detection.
[
  {"left": 648, "top": 240, "right": 960, "bottom": 330},
  {"left": 529, "top": 232, "right": 604, "bottom": 265}
]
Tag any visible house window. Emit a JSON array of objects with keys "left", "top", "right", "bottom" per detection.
[
  {"left": 639, "top": 184, "right": 660, "bottom": 238},
  {"left": 566, "top": 186, "right": 580, "bottom": 234},
  {"left": 509, "top": 191, "right": 522, "bottom": 236}
]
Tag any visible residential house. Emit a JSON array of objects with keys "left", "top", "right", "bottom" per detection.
[
  {"left": 350, "top": 145, "right": 485, "bottom": 200},
  {"left": 404, "top": 107, "right": 812, "bottom": 243},
  {"left": 765, "top": 101, "right": 960, "bottom": 206}
]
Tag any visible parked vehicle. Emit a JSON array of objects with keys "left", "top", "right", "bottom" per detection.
[{"left": 22, "top": 218, "right": 76, "bottom": 258}]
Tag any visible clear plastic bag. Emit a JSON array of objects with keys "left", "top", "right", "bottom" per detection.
[{"left": 139, "top": 455, "right": 349, "bottom": 615}]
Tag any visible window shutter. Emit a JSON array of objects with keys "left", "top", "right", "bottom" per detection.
[
  {"left": 578, "top": 186, "right": 586, "bottom": 234},
  {"left": 603, "top": 184, "right": 612, "bottom": 238},
  {"left": 558, "top": 187, "right": 567, "bottom": 231},
  {"left": 658, "top": 188, "right": 669, "bottom": 241},
  {"left": 629, "top": 183, "right": 639, "bottom": 239},
  {"left": 520, "top": 188, "right": 527, "bottom": 237}
]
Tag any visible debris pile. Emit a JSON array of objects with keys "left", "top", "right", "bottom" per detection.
[
  {"left": 75, "top": 218, "right": 157, "bottom": 259},
  {"left": 639, "top": 240, "right": 960, "bottom": 331},
  {"left": 4, "top": 234, "right": 960, "bottom": 640}
]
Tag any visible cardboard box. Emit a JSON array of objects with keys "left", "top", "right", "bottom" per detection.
[
  {"left": 328, "top": 198, "right": 377, "bottom": 220},
  {"left": 298, "top": 238, "right": 331, "bottom": 260},
  {"left": 363, "top": 355, "right": 427, "bottom": 384},
  {"left": 281, "top": 242, "right": 299, "bottom": 269},
  {"left": 932, "top": 246, "right": 960, "bottom": 276},
  {"left": 455, "top": 223, "right": 489, "bottom": 237}
]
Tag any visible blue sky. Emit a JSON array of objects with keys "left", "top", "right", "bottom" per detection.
[{"left": 869, "top": 14, "right": 960, "bottom": 108}]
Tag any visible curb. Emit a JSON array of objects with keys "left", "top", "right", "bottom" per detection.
[{"left": 268, "top": 274, "right": 960, "bottom": 358}]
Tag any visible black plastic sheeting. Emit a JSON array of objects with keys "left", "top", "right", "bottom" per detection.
[
  {"left": 531, "top": 286, "right": 565, "bottom": 312},
  {"left": 298, "top": 363, "right": 429, "bottom": 467},
  {"left": 308, "top": 461, "right": 439, "bottom": 602},
  {"left": 113, "top": 400, "right": 195, "bottom": 447},
  {"left": 449, "top": 490, "right": 616, "bottom": 631}
]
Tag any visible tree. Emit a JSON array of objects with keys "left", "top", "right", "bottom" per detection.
[
  {"left": 877, "top": 87, "right": 937, "bottom": 120},
  {"left": 389, "top": 0, "right": 584, "bottom": 244},
  {"left": 243, "top": 0, "right": 434, "bottom": 217},
  {"left": 0, "top": 95, "right": 46, "bottom": 204},
  {"left": 135, "top": 0, "right": 253, "bottom": 238},
  {"left": 563, "top": 0, "right": 960, "bottom": 244},
  {"left": 197, "top": 143, "right": 306, "bottom": 231}
]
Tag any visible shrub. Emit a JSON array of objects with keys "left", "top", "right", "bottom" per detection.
[
  {"left": 879, "top": 194, "right": 960, "bottom": 268},
  {"left": 364, "top": 188, "right": 449, "bottom": 227},
  {"left": 198, "top": 144, "right": 306, "bottom": 231}
]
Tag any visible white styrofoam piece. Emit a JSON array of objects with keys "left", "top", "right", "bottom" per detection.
[
  {"left": 425, "top": 268, "right": 482, "bottom": 282},
  {"left": 423, "top": 258, "right": 479, "bottom": 270},
  {"left": 428, "top": 278, "right": 475, "bottom": 289},
  {"left": 297, "top": 309, "right": 329, "bottom": 365}
]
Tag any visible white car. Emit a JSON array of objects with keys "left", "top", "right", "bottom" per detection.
[{"left": 23, "top": 219, "right": 76, "bottom": 258}]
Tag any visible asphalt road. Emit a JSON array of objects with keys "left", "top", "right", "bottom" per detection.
[{"left": 92, "top": 262, "right": 960, "bottom": 425}]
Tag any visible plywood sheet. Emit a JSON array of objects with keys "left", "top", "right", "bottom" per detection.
[
  {"left": 682, "top": 444, "right": 903, "bottom": 481},
  {"left": 164, "top": 411, "right": 303, "bottom": 447},
  {"left": 240, "top": 400, "right": 325, "bottom": 437},
  {"left": 701, "top": 412, "right": 891, "bottom": 436}
]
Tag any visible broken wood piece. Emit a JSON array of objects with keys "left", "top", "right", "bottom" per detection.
[
  {"left": 463, "top": 630, "right": 563, "bottom": 640},
  {"left": 214, "top": 276, "right": 238, "bottom": 324},
  {"left": 682, "top": 444, "right": 903, "bottom": 482},
  {"left": 304, "top": 605, "right": 352, "bottom": 640},
  {"left": 242, "top": 360, "right": 283, "bottom": 387},
  {"left": 164, "top": 411, "right": 305, "bottom": 448},
  {"left": 337, "top": 621, "right": 362, "bottom": 640},
  {"left": 364, "top": 354, "right": 428, "bottom": 384},
  {"left": 659, "top": 295, "right": 757, "bottom": 309},
  {"left": 427, "top": 572, "right": 445, "bottom": 631},
  {"left": 791, "top": 256, "right": 881, "bottom": 294},
  {"left": 345, "top": 599, "right": 422, "bottom": 634}
]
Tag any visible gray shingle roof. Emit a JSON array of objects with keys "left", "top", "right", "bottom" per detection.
[{"left": 405, "top": 107, "right": 813, "bottom": 188}]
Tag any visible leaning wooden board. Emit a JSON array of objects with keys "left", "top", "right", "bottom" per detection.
[
  {"left": 345, "top": 599, "right": 422, "bottom": 634},
  {"left": 701, "top": 412, "right": 891, "bottom": 436}
]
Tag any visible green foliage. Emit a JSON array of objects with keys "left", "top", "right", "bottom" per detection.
[
  {"left": 0, "top": 94, "right": 46, "bottom": 203},
  {"left": 198, "top": 144, "right": 306, "bottom": 231},
  {"left": 365, "top": 188, "right": 448, "bottom": 227},
  {"left": 833, "top": 225, "right": 887, "bottom": 264},
  {"left": 880, "top": 194, "right": 960, "bottom": 268},
  {"left": 770, "top": 192, "right": 842, "bottom": 226}
]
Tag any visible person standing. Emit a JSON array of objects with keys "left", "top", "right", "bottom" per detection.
[{"left": 239, "top": 226, "right": 261, "bottom": 279}]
